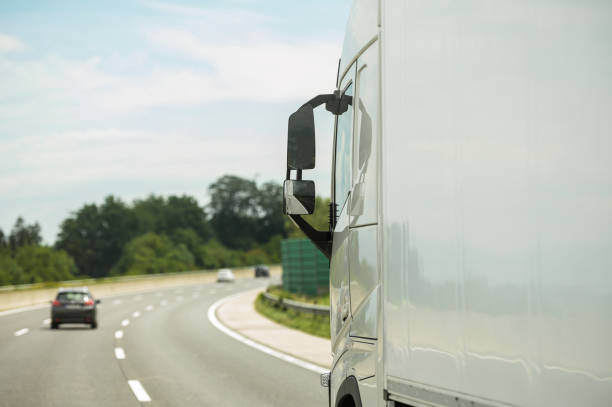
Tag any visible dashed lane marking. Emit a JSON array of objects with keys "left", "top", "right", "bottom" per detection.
[
  {"left": 145, "top": 305, "right": 154, "bottom": 311},
  {"left": 132, "top": 311, "right": 141, "bottom": 318},
  {"left": 121, "top": 319, "right": 130, "bottom": 327},
  {"left": 115, "top": 330, "right": 123, "bottom": 339},
  {"left": 160, "top": 300, "right": 168, "bottom": 306},
  {"left": 113, "top": 299, "right": 122, "bottom": 305},
  {"left": 43, "top": 318, "right": 51, "bottom": 325},
  {"left": 128, "top": 380, "right": 151, "bottom": 402},
  {"left": 14, "top": 328, "right": 29, "bottom": 337},
  {"left": 115, "top": 347, "right": 126, "bottom": 359}
]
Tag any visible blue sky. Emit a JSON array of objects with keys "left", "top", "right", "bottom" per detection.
[{"left": 0, "top": 0, "right": 351, "bottom": 243}]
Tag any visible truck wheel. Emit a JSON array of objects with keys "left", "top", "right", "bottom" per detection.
[
  {"left": 91, "top": 321, "right": 98, "bottom": 329},
  {"left": 51, "top": 323, "right": 59, "bottom": 329}
]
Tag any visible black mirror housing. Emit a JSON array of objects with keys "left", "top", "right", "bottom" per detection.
[
  {"left": 287, "top": 105, "right": 315, "bottom": 170},
  {"left": 283, "top": 180, "right": 315, "bottom": 215}
]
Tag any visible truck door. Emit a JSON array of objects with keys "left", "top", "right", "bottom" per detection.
[
  {"left": 348, "top": 42, "right": 379, "bottom": 340},
  {"left": 330, "top": 64, "right": 356, "bottom": 349}
]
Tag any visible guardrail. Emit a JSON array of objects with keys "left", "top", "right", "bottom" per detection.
[
  {"left": 262, "top": 291, "right": 330, "bottom": 316},
  {"left": 0, "top": 265, "right": 281, "bottom": 312}
]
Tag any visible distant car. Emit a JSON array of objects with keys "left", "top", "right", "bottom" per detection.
[
  {"left": 50, "top": 287, "right": 100, "bottom": 329},
  {"left": 216, "top": 268, "right": 235, "bottom": 283},
  {"left": 254, "top": 264, "right": 270, "bottom": 278}
]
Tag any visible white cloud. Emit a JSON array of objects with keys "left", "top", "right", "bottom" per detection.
[
  {"left": 90, "top": 27, "right": 340, "bottom": 110},
  {"left": 0, "top": 27, "right": 340, "bottom": 115},
  {"left": 0, "top": 33, "right": 24, "bottom": 53},
  {"left": 0, "top": 128, "right": 286, "bottom": 197},
  {"left": 0, "top": 55, "right": 119, "bottom": 121}
]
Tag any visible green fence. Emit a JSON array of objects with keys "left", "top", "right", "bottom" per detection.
[{"left": 281, "top": 239, "right": 329, "bottom": 296}]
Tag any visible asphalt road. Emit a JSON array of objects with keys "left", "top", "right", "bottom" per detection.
[{"left": 0, "top": 278, "right": 328, "bottom": 406}]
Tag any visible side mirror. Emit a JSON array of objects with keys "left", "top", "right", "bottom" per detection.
[
  {"left": 287, "top": 105, "right": 315, "bottom": 170},
  {"left": 283, "top": 180, "right": 315, "bottom": 215}
]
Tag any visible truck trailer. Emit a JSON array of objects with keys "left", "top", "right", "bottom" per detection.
[{"left": 283, "top": 0, "right": 612, "bottom": 406}]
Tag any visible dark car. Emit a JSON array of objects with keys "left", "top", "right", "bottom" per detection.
[
  {"left": 254, "top": 264, "right": 270, "bottom": 278},
  {"left": 50, "top": 287, "right": 100, "bottom": 329}
]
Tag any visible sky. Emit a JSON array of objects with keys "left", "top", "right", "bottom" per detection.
[{"left": 0, "top": 0, "right": 351, "bottom": 243}]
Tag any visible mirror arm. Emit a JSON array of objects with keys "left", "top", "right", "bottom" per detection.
[
  {"left": 301, "top": 91, "right": 352, "bottom": 116},
  {"left": 289, "top": 215, "right": 332, "bottom": 260}
]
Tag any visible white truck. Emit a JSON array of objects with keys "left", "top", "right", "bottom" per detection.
[{"left": 283, "top": 0, "right": 612, "bottom": 406}]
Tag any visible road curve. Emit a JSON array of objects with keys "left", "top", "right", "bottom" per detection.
[{"left": 0, "top": 278, "right": 328, "bottom": 407}]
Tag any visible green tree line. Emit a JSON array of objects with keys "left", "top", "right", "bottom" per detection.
[{"left": 0, "top": 174, "right": 331, "bottom": 286}]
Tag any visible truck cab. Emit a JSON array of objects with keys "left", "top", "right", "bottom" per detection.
[{"left": 283, "top": 1, "right": 612, "bottom": 406}]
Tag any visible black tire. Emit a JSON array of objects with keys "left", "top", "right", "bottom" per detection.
[
  {"left": 91, "top": 321, "right": 98, "bottom": 329},
  {"left": 51, "top": 323, "right": 59, "bottom": 329}
]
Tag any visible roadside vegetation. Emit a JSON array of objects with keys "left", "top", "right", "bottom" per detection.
[
  {"left": 254, "top": 286, "right": 330, "bottom": 339},
  {"left": 0, "top": 174, "right": 329, "bottom": 287},
  {"left": 266, "top": 284, "right": 329, "bottom": 306}
]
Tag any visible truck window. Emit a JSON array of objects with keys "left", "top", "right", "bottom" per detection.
[{"left": 334, "top": 82, "right": 354, "bottom": 213}]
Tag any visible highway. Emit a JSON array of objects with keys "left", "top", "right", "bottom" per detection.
[{"left": 0, "top": 278, "right": 328, "bottom": 406}]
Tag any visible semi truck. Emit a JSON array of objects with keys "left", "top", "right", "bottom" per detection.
[{"left": 283, "top": 0, "right": 612, "bottom": 406}]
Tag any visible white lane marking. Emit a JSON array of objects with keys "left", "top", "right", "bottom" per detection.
[
  {"left": 128, "top": 380, "right": 151, "bottom": 402},
  {"left": 132, "top": 311, "right": 141, "bottom": 318},
  {"left": 134, "top": 295, "right": 143, "bottom": 301},
  {"left": 43, "top": 318, "right": 51, "bottom": 325},
  {"left": 145, "top": 305, "right": 154, "bottom": 311},
  {"left": 207, "top": 294, "right": 327, "bottom": 375},
  {"left": 176, "top": 295, "right": 183, "bottom": 301},
  {"left": 121, "top": 319, "right": 130, "bottom": 327},
  {"left": 14, "top": 328, "right": 29, "bottom": 337},
  {"left": 115, "top": 330, "right": 124, "bottom": 339},
  {"left": 160, "top": 299, "right": 168, "bottom": 306},
  {"left": 115, "top": 347, "right": 126, "bottom": 359},
  {"left": 113, "top": 299, "right": 122, "bottom": 305}
]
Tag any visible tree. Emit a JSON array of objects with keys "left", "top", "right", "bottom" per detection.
[
  {"left": 254, "top": 181, "right": 286, "bottom": 243},
  {"left": 171, "top": 228, "right": 203, "bottom": 264},
  {"left": 15, "top": 246, "right": 77, "bottom": 283},
  {"left": 196, "top": 238, "right": 239, "bottom": 269},
  {"left": 111, "top": 233, "right": 195, "bottom": 276},
  {"left": 0, "top": 228, "right": 6, "bottom": 249},
  {"left": 133, "top": 195, "right": 212, "bottom": 241},
  {"left": 207, "top": 175, "right": 287, "bottom": 251},
  {"left": 208, "top": 175, "right": 261, "bottom": 250},
  {"left": 0, "top": 254, "right": 23, "bottom": 286},
  {"left": 56, "top": 196, "right": 138, "bottom": 278},
  {"left": 8, "top": 217, "right": 42, "bottom": 251}
]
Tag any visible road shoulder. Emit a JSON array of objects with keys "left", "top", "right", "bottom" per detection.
[{"left": 216, "top": 287, "right": 332, "bottom": 369}]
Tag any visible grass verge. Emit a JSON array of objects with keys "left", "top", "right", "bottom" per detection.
[
  {"left": 254, "top": 293, "right": 330, "bottom": 339},
  {"left": 266, "top": 285, "right": 330, "bottom": 305}
]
